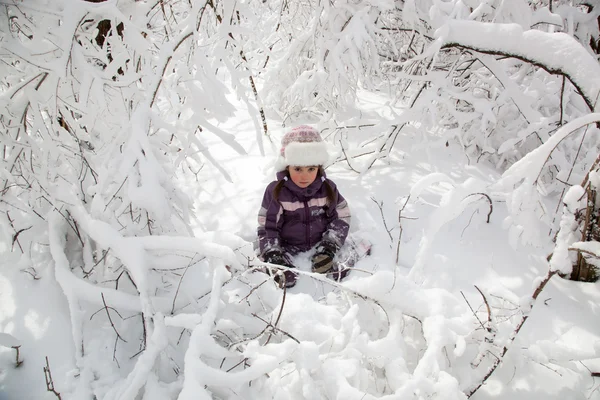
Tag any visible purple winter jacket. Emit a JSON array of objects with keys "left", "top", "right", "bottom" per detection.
[{"left": 257, "top": 170, "right": 351, "bottom": 256}]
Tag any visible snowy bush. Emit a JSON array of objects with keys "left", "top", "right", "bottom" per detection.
[
  {"left": 357, "top": 0, "right": 600, "bottom": 247},
  {"left": 261, "top": 0, "right": 393, "bottom": 122}
]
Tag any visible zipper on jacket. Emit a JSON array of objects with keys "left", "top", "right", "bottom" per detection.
[{"left": 304, "top": 200, "right": 310, "bottom": 249}]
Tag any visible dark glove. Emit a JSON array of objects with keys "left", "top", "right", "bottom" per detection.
[
  {"left": 263, "top": 250, "right": 293, "bottom": 267},
  {"left": 263, "top": 251, "right": 297, "bottom": 288},
  {"left": 311, "top": 241, "right": 337, "bottom": 274}
]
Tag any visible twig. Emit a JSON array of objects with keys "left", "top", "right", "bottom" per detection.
[
  {"left": 464, "top": 193, "right": 493, "bottom": 223},
  {"left": 150, "top": 31, "right": 194, "bottom": 108},
  {"left": 551, "top": 131, "right": 592, "bottom": 235},
  {"left": 559, "top": 76, "right": 566, "bottom": 125},
  {"left": 442, "top": 43, "right": 596, "bottom": 112},
  {"left": 141, "top": 312, "right": 147, "bottom": 349},
  {"left": 474, "top": 285, "right": 492, "bottom": 329},
  {"left": 12, "top": 345, "right": 23, "bottom": 367},
  {"left": 581, "top": 152, "right": 600, "bottom": 189},
  {"left": 83, "top": 249, "right": 109, "bottom": 278},
  {"left": 570, "top": 247, "right": 600, "bottom": 258},
  {"left": 103, "top": 177, "right": 128, "bottom": 212},
  {"left": 461, "top": 209, "right": 480, "bottom": 238},
  {"left": 460, "top": 291, "right": 486, "bottom": 332},
  {"left": 238, "top": 278, "right": 271, "bottom": 303},
  {"left": 396, "top": 195, "right": 411, "bottom": 264},
  {"left": 44, "top": 356, "right": 62, "bottom": 400},
  {"left": 371, "top": 197, "right": 393, "bottom": 243},
  {"left": 90, "top": 304, "right": 124, "bottom": 321},
  {"left": 6, "top": 211, "right": 30, "bottom": 253},
  {"left": 466, "top": 270, "right": 558, "bottom": 397},
  {"left": 101, "top": 293, "right": 127, "bottom": 343},
  {"left": 205, "top": 0, "right": 269, "bottom": 136},
  {"left": 113, "top": 336, "right": 120, "bottom": 368},
  {"left": 244, "top": 262, "right": 402, "bottom": 332},
  {"left": 112, "top": 269, "right": 137, "bottom": 291},
  {"left": 252, "top": 313, "right": 300, "bottom": 344},
  {"left": 264, "top": 278, "right": 288, "bottom": 345},
  {"left": 21, "top": 267, "right": 40, "bottom": 280},
  {"left": 368, "top": 124, "right": 401, "bottom": 169},
  {"left": 171, "top": 254, "right": 202, "bottom": 314},
  {"left": 340, "top": 143, "right": 361, "bottom": 173},
  {"left": 326, "top": 149, "right": 376, "bottom": 169},
  {"left": 9, "top": 72, "right": 47, "bottom": 100},
  {"left": 226, "top": 357, "right": 250, "bottom": 372}
]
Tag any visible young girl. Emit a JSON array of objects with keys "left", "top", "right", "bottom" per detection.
[{"left": 257, "top": 125, "right": 351, "bottom": 288}]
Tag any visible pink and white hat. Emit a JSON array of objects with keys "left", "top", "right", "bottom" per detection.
[{"left": 274, "top": 125, "right": 329, "bottom": 171}]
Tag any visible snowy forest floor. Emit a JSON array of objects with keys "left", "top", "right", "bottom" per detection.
[{"left": 1, "top": 90, "right": 600, "bottom": 399}]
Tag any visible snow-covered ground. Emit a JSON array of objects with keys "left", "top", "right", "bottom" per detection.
[{"left": 1, "top": 90, "right": 599, "bottom": 399}]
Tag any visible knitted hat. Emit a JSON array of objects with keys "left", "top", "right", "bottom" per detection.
[{"left": 274, "top": 125, "right": 329, "bottom": 171}]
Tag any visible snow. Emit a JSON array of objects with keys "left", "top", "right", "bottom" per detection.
[
  {"left": 571, "top": 241, "right": 600, "bottom": 258},
  {"left": 0, "top": 334, "right": 20, "bottom": 349},
  {"left": 3, "top": 106, "right": 600, "bottom": 399}
]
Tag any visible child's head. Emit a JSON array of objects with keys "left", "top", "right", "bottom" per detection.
[{"left": 274, "top": 125, "right": 328, "bottom": 172}]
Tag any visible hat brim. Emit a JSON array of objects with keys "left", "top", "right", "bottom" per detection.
[
  {"left": 280, "top": 141, "right": 328, "bottom": 170},
  {"left": 274, "top": 142, "right": 329, "bottom": 171}
]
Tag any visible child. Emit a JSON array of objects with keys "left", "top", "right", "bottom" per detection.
[{"left": 257, "top": 125, "right": 351, "bottom": 288}]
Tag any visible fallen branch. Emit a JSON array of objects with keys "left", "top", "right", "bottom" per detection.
[{"left": 241, "top": 263, "right": 396, "bottom": 327}]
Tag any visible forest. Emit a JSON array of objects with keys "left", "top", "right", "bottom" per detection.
[{"left": 1, "top": 0, "right": 600, "bottom": 399}]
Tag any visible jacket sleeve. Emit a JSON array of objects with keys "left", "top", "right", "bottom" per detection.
[
  {"left": 322, "top": 181, "right": 351, "bottom": 249},
  {"left": 257, "top": 182, "right": 284, "bottom": 255}
]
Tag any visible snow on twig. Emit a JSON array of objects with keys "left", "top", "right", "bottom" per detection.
[
  {"left": 104, "top": 314, "right": 169, "bottom": 400},
  {"left": 495, "top": 113, "right": 600, "bottom": 190},
  {"left": 437, "top": 20, "right": 600, "bottom": 111}
]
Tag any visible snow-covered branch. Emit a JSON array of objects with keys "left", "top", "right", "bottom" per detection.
[{"left": 436, "top": 21, "right": 600, "bottom": 111}]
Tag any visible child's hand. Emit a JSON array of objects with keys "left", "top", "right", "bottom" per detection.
[
  {"left": 263, "top": 251, "right": 294, "bottom": 268},
  {"left": 263, "top": 250, "right": 297, "bottom": 288},
  {"left": 311, "top": 241, "right": 337, "bottom": 273}
]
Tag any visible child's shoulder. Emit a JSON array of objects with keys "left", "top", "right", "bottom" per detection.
[{"left": 264, "top": 179, "right": 281, "bottom": 193}]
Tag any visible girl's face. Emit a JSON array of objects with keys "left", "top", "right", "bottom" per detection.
[{"left": 288, "top": 166, "right": 319, "bottom": 188}]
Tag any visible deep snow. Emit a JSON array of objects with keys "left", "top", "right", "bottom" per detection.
[{"left": 1, "top": 90, "right": 599, "bottom": 399}]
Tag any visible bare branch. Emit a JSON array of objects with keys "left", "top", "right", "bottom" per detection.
[
  {"left": 12, "top": 345, "right": 23, "bottom": 367},
  {"left": 464, "top": 193, "right": 493, "bottom": 223},
  {"left": 370, "top": 197, "right": 394, "bottom": 243},
  {"left": 44, "top": 356, "right": 62, "bottom": 400},
  {"left": 101, "top": 293, "right": 127, "bottom": 343},
  {"left": 467, "top": 270, "right": 558, "bottom": 397}
]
